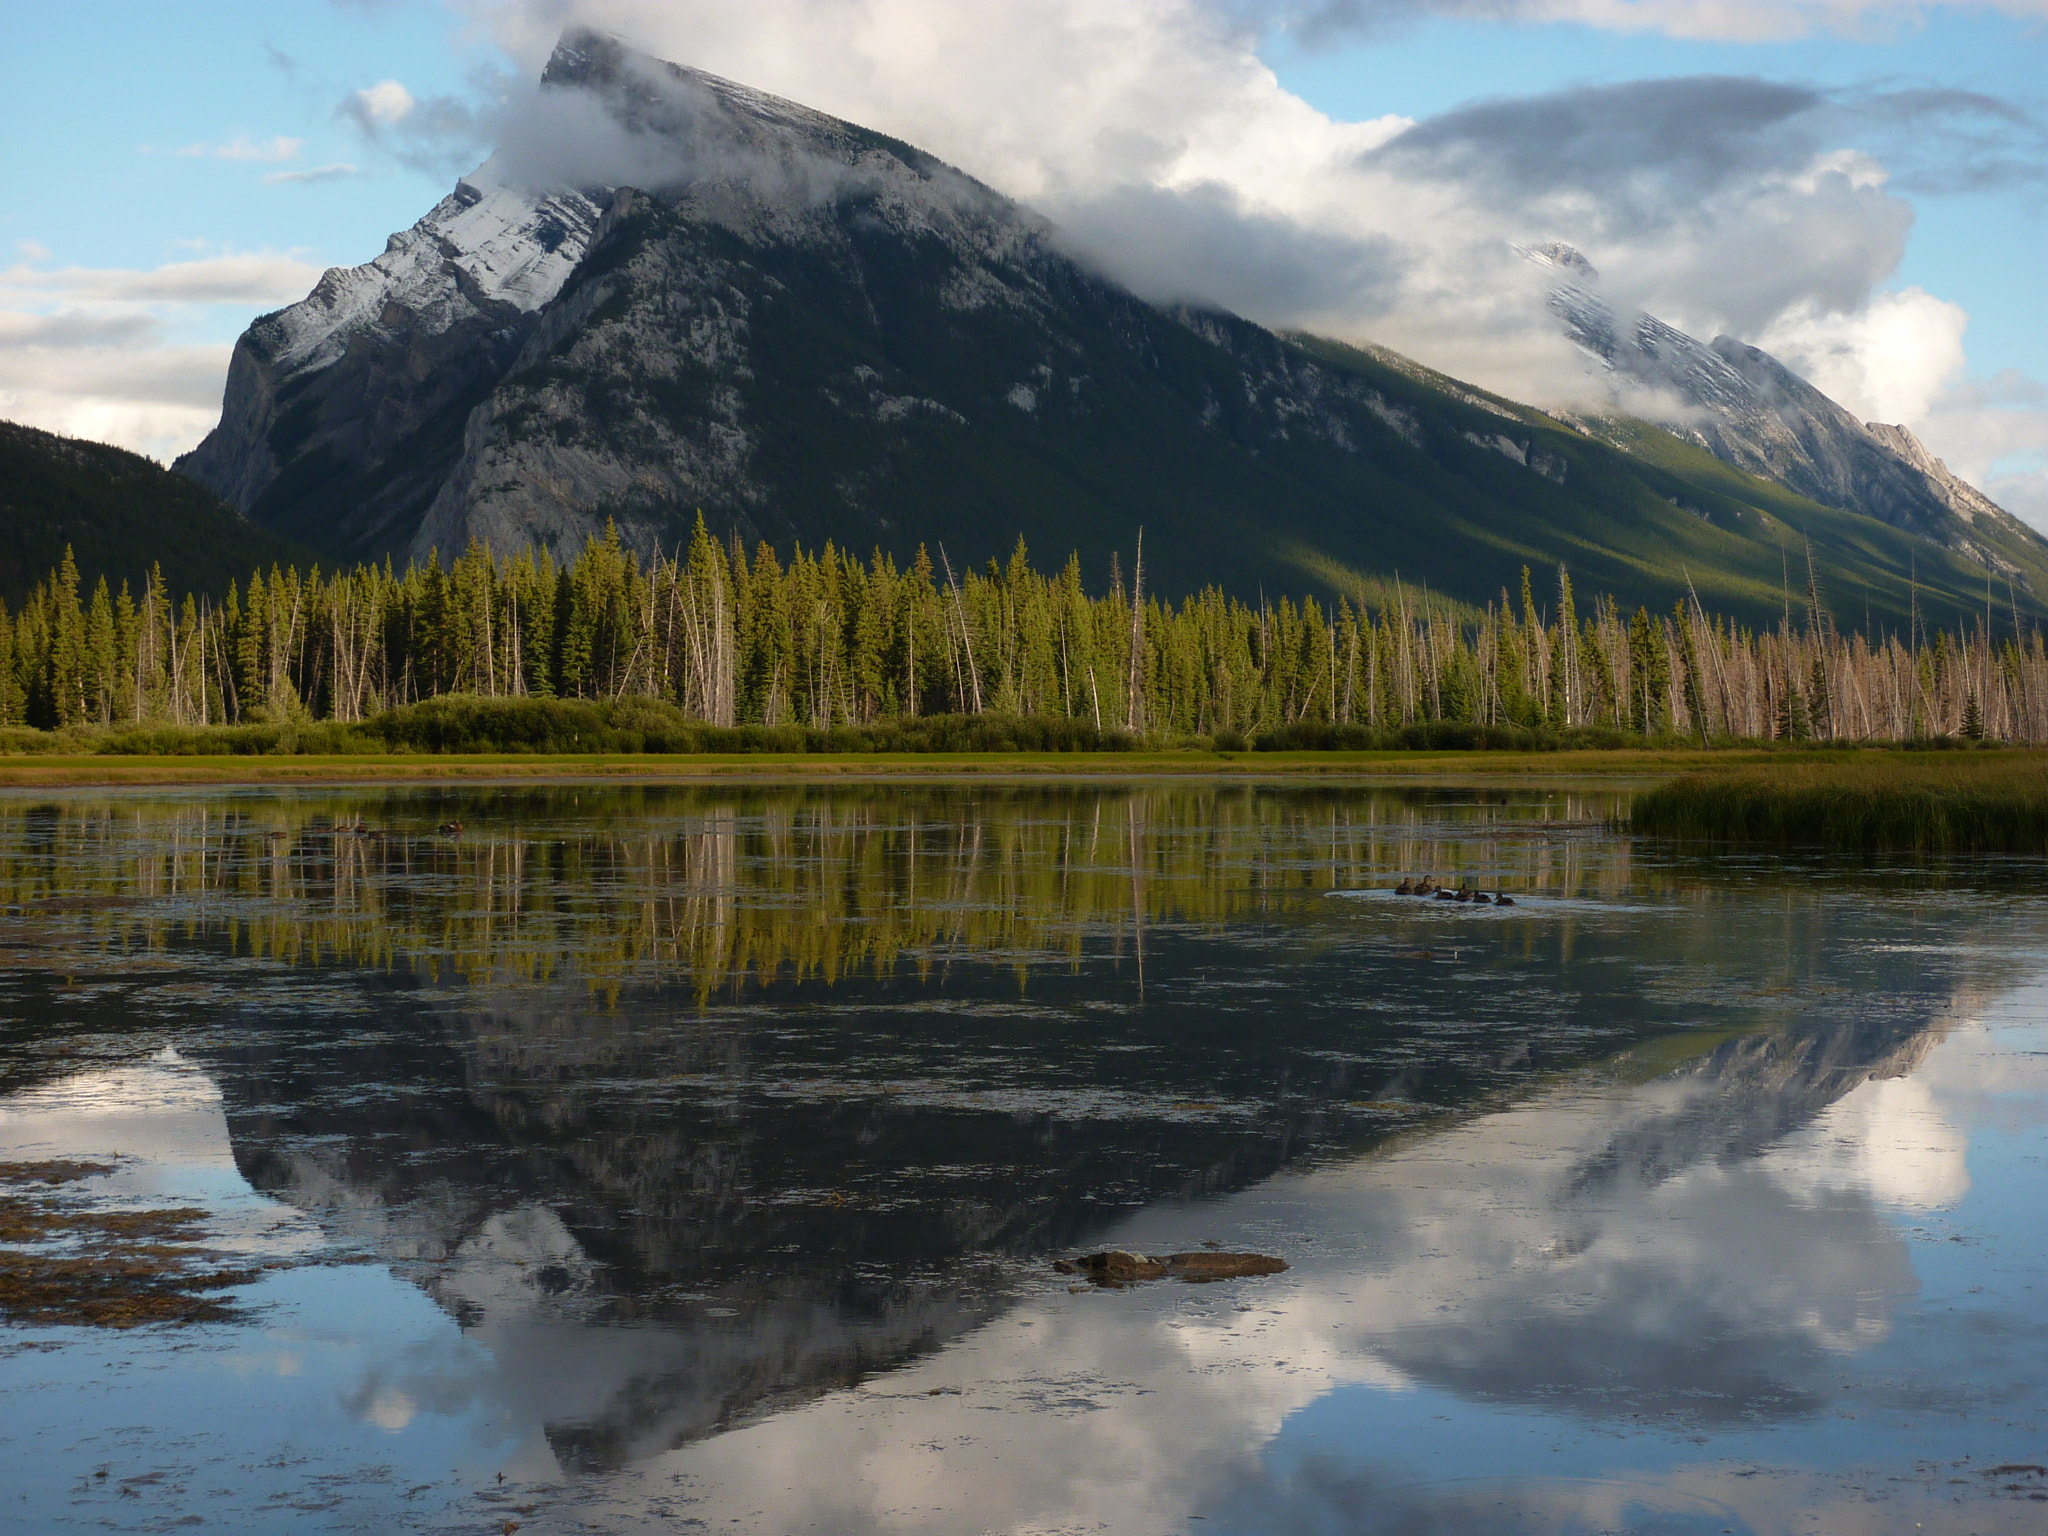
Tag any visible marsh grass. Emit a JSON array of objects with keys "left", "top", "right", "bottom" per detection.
[{"left": 1629, "top": 753, "right": 2048, "bottom": 853}]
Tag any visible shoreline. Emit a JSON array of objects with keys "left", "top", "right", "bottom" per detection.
[{"left": 0, "top": 746, "right": 1997, "bottom": 790}]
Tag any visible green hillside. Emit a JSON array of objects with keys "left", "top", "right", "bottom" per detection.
[
  {"left": 1281, "top": 337, "right": 2048, "bottom": 633},
  {"left": 0, "top": 420, "right": 307, "bottom": 607}
]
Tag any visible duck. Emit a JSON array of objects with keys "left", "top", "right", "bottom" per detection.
[
  {"left": 437, "top": 820, "right": 464, "bottom": 836},
  {"left": 1416, "top": 876, "right": 1436, "bottom": 896},
  {"left": 1434, "top": 886, "right": 1455, "bottom": 900},
  {"left": 1394, "top": 877, "right": 1415, "bottom": 895},
  {"left": 1472, "top": 891, "right": 1493, "bottom": 905},
  {"left": 1494, "top": 894, "right": 1516, "bottom": 907},
  {"left": 1454, "top": 887, "right": 1472, "bottom": 903}
]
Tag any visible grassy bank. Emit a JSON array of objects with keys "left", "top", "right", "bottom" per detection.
[
  {"left": 0, "top": 748, "right": 1737, "bottom": 789},
  {"left": 0, "top": 696, "right": 1680, "bottom": 761},
  {"left": 1630, "top": 752, "right": 2048, "bottom": 853}
]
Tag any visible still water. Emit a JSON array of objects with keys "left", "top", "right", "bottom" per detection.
[{"left": 0, "top": 780, "right": 2043, "bottom": 1534}]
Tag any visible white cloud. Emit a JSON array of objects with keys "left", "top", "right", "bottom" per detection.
[
  {"left": 214, "top": 134, "right": 305, "bottom": 163},
  {"left": 461, "top": 3, "right": 1963, "bottom": 412},
  {"left": 1989, "top": 464, "right": 2048, "bottom": 527},
  {"left": 0, "top": 251, "right": 325, "bottom": 461},
  {"left": 1918, "top": 371, "right": 2048, "bottom": 530},
  {"left": 461, "top": 0, "right": 2048, "bottom": 518},
  {"left": 1756, "top": 286, "right": 1970, "bottom": 425},
  {"left": 0, "top": 344, "right": 236, "bottom": 463},
  {"left": 160, "top": 135, "right": 305, "bottom": 163},
  {"left": 13, "top": 0, "right": 2033, "bottom": 498},
  {"left": 350, "top": 79, "right": 417, "bottom": 127},
  {"left": 264, "top": 163, "right": 362, "bottom": 186},
  {"left": 0, "top": 252, "right": 327, "bottom": 307}
]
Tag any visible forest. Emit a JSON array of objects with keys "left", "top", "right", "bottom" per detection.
[{"left": 1, "top": 517, "right": 2041, "bottom": 746}]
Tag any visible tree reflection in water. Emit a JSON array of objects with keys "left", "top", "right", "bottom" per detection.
[{"left": 1, "top": 782, "right": 2041, "bottom": 1533}]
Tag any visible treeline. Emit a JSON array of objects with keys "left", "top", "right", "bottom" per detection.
[{"left": 2, "top": 519, "right": 2043, "bottom": 744}]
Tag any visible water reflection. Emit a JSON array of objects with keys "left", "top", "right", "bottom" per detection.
[{"left": 2, "top": 782, "right": 2044, "bottom": 1533}]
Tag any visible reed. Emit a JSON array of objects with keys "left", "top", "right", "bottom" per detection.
[{"left": 1629, "top": 752, "right": 2048, "bottom": 852}]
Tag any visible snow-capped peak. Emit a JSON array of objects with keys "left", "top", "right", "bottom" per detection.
[
  {"left": 1512, "top": 241, "right": 1599, "bottom": 284},
  {"left": 260, "top": 156, "right": 603, "bottom": 382}
]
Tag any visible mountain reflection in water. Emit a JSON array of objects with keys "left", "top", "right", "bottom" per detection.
[{"left": 1, "top": 782, "right": 2044, "bottom": 1534}]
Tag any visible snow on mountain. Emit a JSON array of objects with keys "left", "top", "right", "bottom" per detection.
[
  {"left": 264, "top": 164, "right": 603, "bottom": 382},
  {"left": 1520, "top": 242, "right": 2033, "bottom": 568},
  {"left": 174, "top": 156, "right": 609, "bottom": 551}
]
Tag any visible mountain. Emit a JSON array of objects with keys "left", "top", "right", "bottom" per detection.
[
  {"left": 175, "top": 30, "right": 2048, "bottom": 629},
  {"left": 0, "top": 419, "right": 307, "bottom": 607},
  {"left": 1522, "top": 242, "right": 2041, "bottom": 584}
]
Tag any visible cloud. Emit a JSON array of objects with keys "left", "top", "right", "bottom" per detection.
[
  {"left": 1988, "top": 464, "right": 2048, "bottom": 527},
  {"left": 0, "top": 251, "right": 325, "bottom": 460},
  {"left": 338, "top": 74, "right": 496, "bottom": 176},
  {"left": 1366, "top": 76, "right": 1825, "bottom": 213},
  {"left": 25, "top": 0, "right": 2035, "bottom": 496},
  {"left": 1051, "top": 180, "right": 1403, "bottom": 324},
  {"left": 1263, "top": 0, "right": 2048, "bottom": 44},
  {"left": 1914, "top": 367, "right": 2048, "bottom": 531},
  {"left": 163, "top": 135, "right": 306, "bottom": 163},
  {"left": 345, "top": 79, "right": 417, "bottom": 129},
  {"left": 464, "top": 5, "right": 1969, "bottom": 408},
  {"left": 1840, "top": 85, "right": 2048, "bottom": 198},
  {"left": 215, "top": 134, "right": 306, "bottom": 163},
  {"left": 0, "top": 343, "right": 236, "bottom": 463},
  {"left": 1755, "top": 286, "right": 1969, "bottom": 425},
  {"left": 1, "top": 252, "right": 327, "bottom": 307},
  {"left": 0, "top": 310, "right": 164, "bottom": 349},
  {"left": 264, "top": 163, "right": 362, "bottom": 186}
]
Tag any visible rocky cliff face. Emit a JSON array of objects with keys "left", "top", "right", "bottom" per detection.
[
  {"left": 1523, "top": 241, "right": 2036, "bottom": 577},
  {"left": 175, "top": 159, "right": 605, "bottom": 556}
]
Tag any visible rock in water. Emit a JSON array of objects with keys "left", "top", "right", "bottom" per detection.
[
  {"left": 1055, "top": 1250, "right": 1287, "bottom": 1286},
  {"left": 1163, "top": 1251, "right": 1289, "bottom": 1282}
]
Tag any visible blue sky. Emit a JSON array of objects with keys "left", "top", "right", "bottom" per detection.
[{"left": 1, "top": 0, "right": 2041, "bottom": 518}]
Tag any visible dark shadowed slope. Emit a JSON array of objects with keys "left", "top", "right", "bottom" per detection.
[{"left": 0, "top": 420, "right": 306, "bottom": 607}]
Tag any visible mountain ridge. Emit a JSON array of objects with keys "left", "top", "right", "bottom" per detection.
[
  {"left": 171, "top": 28, "right": 2048, "bottom": 631},
  {"left": 1519, "top": 241, "right": 2034, "bottom": 579}
]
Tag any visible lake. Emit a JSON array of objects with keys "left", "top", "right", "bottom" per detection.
[{"left": 2, "top": 779, "right": 2044, "bottom": 1534}]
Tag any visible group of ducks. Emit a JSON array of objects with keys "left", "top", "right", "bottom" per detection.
[{"left": 1393, "top": 876, "right": 1515, "bottom": 906}]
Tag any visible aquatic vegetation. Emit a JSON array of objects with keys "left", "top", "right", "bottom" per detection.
[
  {"left": 1630, "top": 753, "right": 2048, "bottom": 852},
  {"left": 0, "top": 1160, "right": 259, "bottom": 1327}
]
